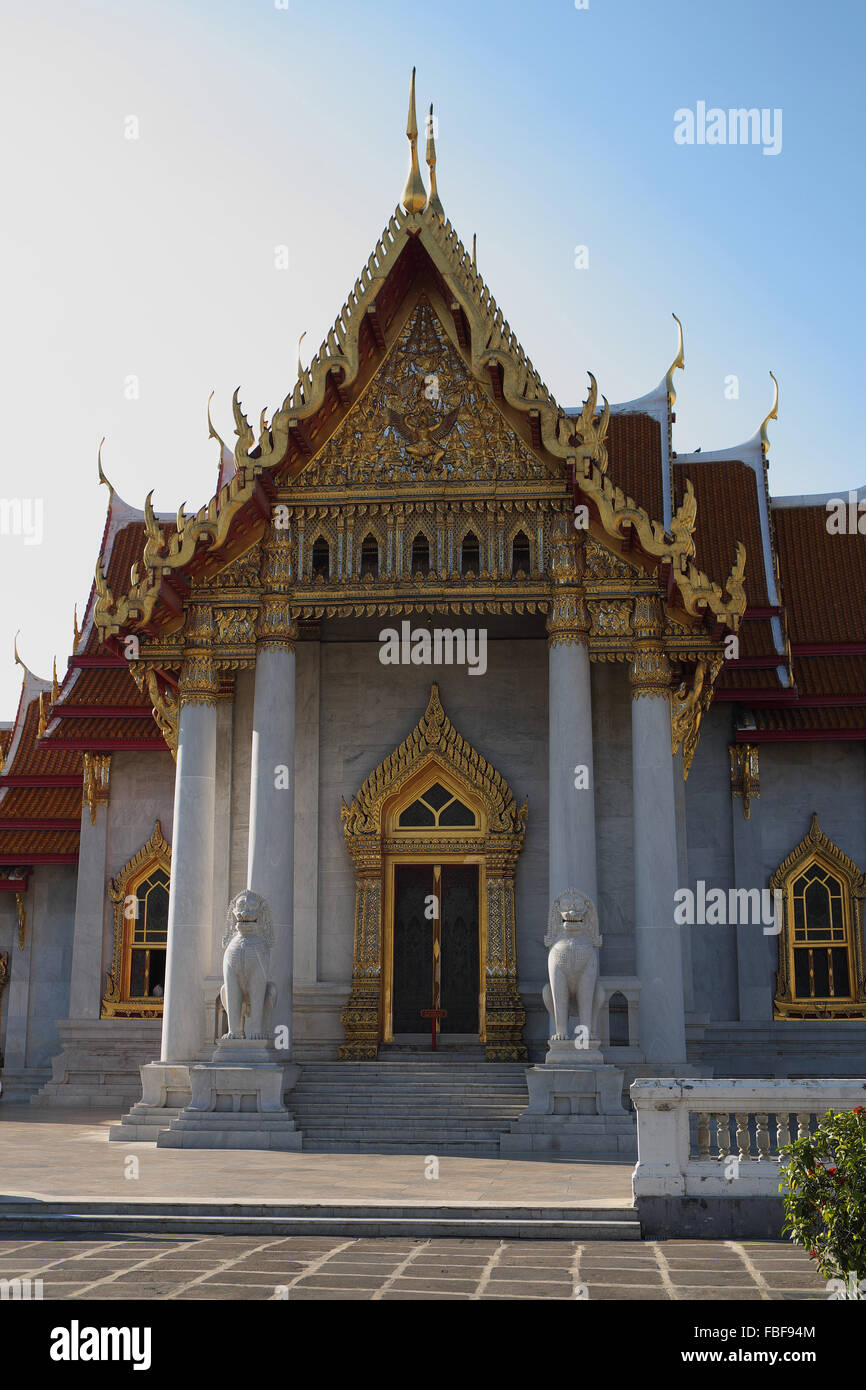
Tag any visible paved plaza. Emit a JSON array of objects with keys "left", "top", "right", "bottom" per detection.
[
  {"left": 0, "top": 1109, "right": 631, "bottom": 1208},
  {"left": 0, "top": 1109, "right": 834, "bottom": 1301},
  {"left": 0, "top": 1234, "right": 829, "bottom": 1300}
]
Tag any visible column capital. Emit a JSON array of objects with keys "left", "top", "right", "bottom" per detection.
[
  {"left": 629, "top": 592, "right": 671, "bottom": 698},
  {"left": 180, "top": 602, "right": 219, "bottom": 707},
  {"left": 630, "top": 646, "right": 672, "bottom": 699},
  {"left": 82, "top": 752, "right": 111, "bottom": 825},
  {"left": 546, "top": 512, "right": 589, "bottom": 648},
  {"left": 257, "top": 518, "right": 298, "bottom": 651}
]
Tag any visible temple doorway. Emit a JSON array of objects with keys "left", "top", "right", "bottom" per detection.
[{"left": 390, "top": 860, "right": 481, "bottom": 1040}]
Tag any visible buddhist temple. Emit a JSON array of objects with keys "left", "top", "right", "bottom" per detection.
[{"left": 1, "top": 74, "right": 863, "bottom": 1154}]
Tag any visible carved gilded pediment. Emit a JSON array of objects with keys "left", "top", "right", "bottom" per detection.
[{"left": 294, "top": 300, "right": 559, "bottom": 490}]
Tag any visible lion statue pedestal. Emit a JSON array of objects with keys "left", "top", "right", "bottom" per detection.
[
  {"left": 499, "top": 890, "right": 635, "bottom": 1160},
  {"left": 157, "top": 890, "right": 301, "bottom": 1152}
]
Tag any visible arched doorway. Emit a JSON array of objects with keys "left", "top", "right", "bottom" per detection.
[{"left": 339, "top": 685, "right": 528, "bottom": 1061}]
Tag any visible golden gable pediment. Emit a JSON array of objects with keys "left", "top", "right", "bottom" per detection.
[{"left": 292, "top": 300, "right": 560, "bottom": 491}]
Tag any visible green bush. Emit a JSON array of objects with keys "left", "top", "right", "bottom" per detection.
[{"left": 778, "top": 1105, "right": 866, "bottom": 1292}]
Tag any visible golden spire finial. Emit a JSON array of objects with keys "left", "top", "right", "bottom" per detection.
[
  {"left": 401, "top": 67, "right": 427, "bottom": 214},
  {"left": 759, "top": 371, "right": 779, "bottom": 455},
  {"left": 97, "top": 438, "right": 114, "bottom": 503},
  {"left": 73, "top": 604, "right": 82, "bottom": 654},
  {"left": 52, "top": 656, "right": 60, "bottom": 703},
  {"left": 13, "top": 631, "right": 24, "bottom": 670},
  {"left": 425, "top": 103, "right": 444, "bottom": 220},
  {"left": 665, "top": 314, "right": 685, "bottom": 408}
]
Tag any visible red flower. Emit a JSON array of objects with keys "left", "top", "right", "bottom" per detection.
[
  {"left": 810, "top": 1248, "right": 818, "bottom": 1258},
  {"left": 828, "top": 1167, "right": 837, "bottom": 1175},
  {"left": 854, "top": 1106, "right": 864, "bottom": 1115}
]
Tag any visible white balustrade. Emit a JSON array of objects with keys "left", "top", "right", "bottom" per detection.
[{"left": 632, "top": 1079, "right": 866, "bottom": 1199}]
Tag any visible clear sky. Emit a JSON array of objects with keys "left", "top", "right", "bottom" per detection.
[{"left": 0, "top": 0, "right": 863, "bottom": 713}]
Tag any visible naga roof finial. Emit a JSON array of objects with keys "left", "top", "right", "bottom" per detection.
[
  {"left": 760, "top": 371, "right": 779, "bottom": 456},
  {"left": 425, "top": 103, "right": 444, "bottom": 220},
  {"left": 97, "top": 437, "right": 114, "bottom": 503},
  {"left": 401, "top": 68, "right": 427, "bottom": 215},
  {"left": 666, "top": 314, "right": 685, "bottom": 409}
]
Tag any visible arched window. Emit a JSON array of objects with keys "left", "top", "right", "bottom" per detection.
[
  {"left": 461, "top": 532, "right": 480, "bottom": 577},
  {"left": 410, "top": 533, "right": 431, "bottom": 576},
  {"left": 608, "top": 991, "right": 630, "bottom": 1046},
  {"left": 772, "top": 814, "right": 866, "bottom": 1019},
  {"left": 359, "top": 534, "right": 379, "bottom": 579},
  {"left": 511, "top": 530, "right": 531, "bottom": 577},
  {"left": 102, "top": 821, "right": 171, "bottom": 1018},
  {"left": 311, "top": 536, "right": 330, "bottom": 580}
]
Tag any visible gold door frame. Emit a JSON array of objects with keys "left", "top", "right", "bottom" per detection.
[{"left": 339, "top": 684, "right": 528, "bottom": 1060}]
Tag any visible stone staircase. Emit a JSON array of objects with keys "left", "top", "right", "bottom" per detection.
[{"left": 290, "top": 1051, "right": 530, "bottom": 1155}]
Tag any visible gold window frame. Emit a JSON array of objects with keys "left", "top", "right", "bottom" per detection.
[
  {"left": 101, "top": 820, "right": 172, "bottom": 1018},
  {"left": 772, "top": 813, "right": 866, "bottom": 1019}
]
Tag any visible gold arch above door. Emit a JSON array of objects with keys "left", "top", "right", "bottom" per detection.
[{"left": 339, "top": 684, "right": 528, "bottom": 1060}]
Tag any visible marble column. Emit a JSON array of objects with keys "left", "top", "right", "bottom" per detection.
[
  {"left": 630, "top": 598, "right": 687, "bottom": 1065},
  {"left": 160, "top": 615, "right": 219, "bottom": 1064},
  {"left": 67, "top": 756, "right": 111, "bottom": 1018},
  {"left": 247, "top": 522, "right": 297, "bottom": 1051},
  {"left": 547, "top": 518, "right": 597, "bottom": 905},
  {"left": 3, "top": 889, "right": 34, "bottom": 1077}
]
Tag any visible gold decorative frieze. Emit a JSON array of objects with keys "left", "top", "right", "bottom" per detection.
[
  {"left": 588, "top": 599, "right": 632, "bottom": 639},
  {"left": 729, "top": 743, "right": 760, "bottom": 819},
  {"left": 82, "top": 752, "right": 111, "bottom": 825},
  {"left": 15, "top": 893, "right": 26, "bottom": 951}
]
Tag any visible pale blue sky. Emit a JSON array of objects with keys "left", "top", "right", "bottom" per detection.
[{"left": 0, "top": 0, "right": 863, "bottom": 711}]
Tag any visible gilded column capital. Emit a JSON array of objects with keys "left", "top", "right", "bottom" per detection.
[
  {"left": 546, "top": 513, "right": 589, "bottom": 649},
  {"left": 257, "top": 518, "right": 298, "bottom": 652},
  {"left": 180, "top": 602, "right": 219, "bottom": 707},
  {"left": 629, "top": 592, "right": 670, "bottom": 697}
]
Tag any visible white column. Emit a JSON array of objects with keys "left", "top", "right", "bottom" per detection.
[
  {"left": 247, "top": 521, "right": 297, "bottom": 1052},
  {"left": 549, "top": 641, "right": 597, "bottom": 905},
  {"left": 3, "top": 890, "right": 33, "bottom": 1075},
  {"left": 547, "top": 517, "right": 597, "bottom": 906},
  {"left": 160, "top": 627, "right": 218, "bottom": 1064},
  {"left": 247, "top": 644, "right": 295, "bottom": 1045},
  {"left": 68, "top": 761, "right": 110, "bottom": 1019},
  {"left": 630, "top": 609, "right": 687, "bottom": 1067}
]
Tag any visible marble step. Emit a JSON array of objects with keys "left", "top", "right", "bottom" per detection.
[{"left": 0, "top": 1199, "right": 641, "bottom": 1240}]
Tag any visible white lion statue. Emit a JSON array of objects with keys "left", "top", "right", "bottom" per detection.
[
  {"left": 220, "top": 890, "right": 276, "bottom": 1041},
  {"left": 542, "top": 889, "right": 603, "bottom": 1043}
]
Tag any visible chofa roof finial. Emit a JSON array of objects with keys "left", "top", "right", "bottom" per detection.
[
  {"left": 425, "top": 103, "right": 444, "bottom": 220},
  {"left": 401, "top": 67, "right": 427, "bottom": 214}
]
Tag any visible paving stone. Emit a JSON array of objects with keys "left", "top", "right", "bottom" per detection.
[
  {"left": 386, "top": 1276, "right": 481, "bottom": 1292},
  {"left": 292, "top": 1273, "right": 397, "bottom": 1289},
  {"left": 572, "top": 1268, "right": 662, "bottom": 1285}
]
